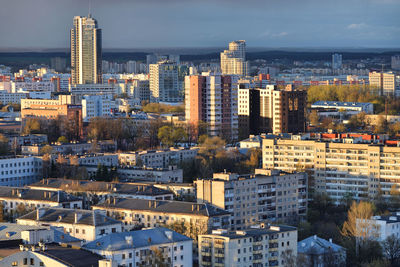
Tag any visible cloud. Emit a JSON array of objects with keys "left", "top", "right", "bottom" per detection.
[
  {"left": 258, "top": 31, "right": 289, "bottom": 39},
  {"left": 347, "top": 23, "right": 367, "bottom": 29}
]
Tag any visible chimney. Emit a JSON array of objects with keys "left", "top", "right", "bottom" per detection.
[
  {"left": 314, "top": 235, "right": 317, "bottom": 240},
  {"left": 36, "top": 208, "right": 45, "bottom": 220},
  {"left": 93, "top": 210, "right": 96, "bottom": 226},
  {"left": 75, "top": 213, "right": 82, "bottom": 223},
  {"left": 329, "top": 238, "right": 332, "bottom": 243}
]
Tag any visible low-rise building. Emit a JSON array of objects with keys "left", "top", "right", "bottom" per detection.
[
  {"left": 298, "top": 235, "right": 346, "bottom": 267},
  {"left": 362, "top": 212, "right": 400, "bottom": 241},
  {"left": 92, "top": 198, "right": 231, "bottom": 232},
  {"left": 17, "top": 208, "right": 123, "bottom": 242},
  {"left": 311, "top": 101, "right": 373, "bottom": 114},
  {"left": 83, "top": 227, "right": 193, "bottom": 267},
  {"left": 86, "top": 165, "right": 183, "bottom": 183},
  {"left": 77, "top": 153, "right": 119, "bottom": 167},
  {"left": 0, "top": 186, "right": 83, "bottom": 214},
  {"left": 119, "top": 147, "right": 199, "bottom": 168},
  {"left": 29, "top": 178, "right": 174, "bottom": 202},
  {"left": 198, "top": 224, "right": 297, "bottom": 267},
  {"left": 195, "top": 169, "right": 307, "bottom": 229},
  {"left": 0, "top": 156, "right": 43, "bottom": 186},
  {"left": 0, "top": 244, "right": 109, "bottom": 267},
  {"left": 22, "top": 141, "right": 117, "bottom": 156}
]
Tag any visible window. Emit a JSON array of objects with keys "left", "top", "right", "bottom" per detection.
[
  {"left": 76, "top": 229, "right": 79, "bottom": 234},
  {"left": 40, "top": 262, "right": 44, "bottom": 266},
  {"left": 100, "top": 229, "right": 105, "bottom": 235},
  {"left": 30, "top": 259, "right": 34, "bottom": 265},
  {"left": 180, "top": 245, "right": 183, "bottom": 250},
  {"left": 122, "top": 254, "right": 126, "bottom": 259},
  {"left": 112, "top": 228, "right": 116, "bottom": 233},
  {"left": 82, "top": 229, "right": 85, "bottom": 234},
  {"left": 23, "top": 258, "right": 27, "bottom": 265},
  {"left": 129, "top": 253, "right": 132, "bottom": 258},
  {"left": 12, "top": 262, "right": 18, "bottom": 266}
]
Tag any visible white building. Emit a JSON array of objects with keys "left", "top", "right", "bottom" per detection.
[
  {"left": 363, "top": 212, "right": 400, "bottom": 241},
  {"left": 11, "top": 80, "right": 55, "bottom": 93},
  {"left": 369, "top": 71, "right": 399, "bottom": 96},
  {"left": 82, "top": 94, "right": 112, "bottom": 122},
  {"left": 17, "top": 208, "right": 123, "bottom": 242},
  {"left": 0, "top": 157, "right": 42, "bottom": 187},
  {"left": 392, "top": 55, "right": 400, "bottom": 70},
  {"left": 149, "top": 60, "right": 181, "bottom": 103},
  {"left": 69, "top": 83, "right": 117, "bottom": 96},
  {"left": 86, "top": 165, "right": 183, "bottom": 183},
  {"left": 198, "top": 224, "right": 298, "bottom": 267},
  {"left": 220, "top": 40, "right": 249, "bottom": 76},
  {"left": 0, "top": 90, "right": 29, "bottom": 104},
  {"left": 311, "top": 101, "right": 374, "bottom": 114},
  {"left": 118, "top": 147, "right": 198, "bottom": 168},
  {"left": 77, "top": 153, "right": 119, "bottom": 167},
  {"left": 83, "top": 227, "right": 193, "bottom": 267}
]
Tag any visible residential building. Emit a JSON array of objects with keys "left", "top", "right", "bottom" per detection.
[
  {"left": 75, "top": 153, "right": 119, "bottom": 167},
  {"left": 311, "top": 101, "right": 373, "bottom": 114},
  {"left": 11, "top": 80, "right": 55, "bottom": 92},
  {"left": 17, "top": 208, "right": 123, "bottom": 242},
  {"left": 369, "top": 71, "right": 398, "bottom": 96},
  {"left": 238, "top": 85, "right": 306, "bottom": 137},
  {"left": 298, "top": 235, "right": 346, "bottom": 267},
  {"left": 82, "top": 94, "right": 112, "bottom": 122},
  {"left": 29, "top": 178, "right": 174, "bottom": 202},
  {"left": 391, "top": 55, "right": 400, "bottom": 70},
  {"left": 198, "top": 224, "right": 297, "bottom": 267},
  {"left": 92, "top": 198, "right": 231, "bottom": 232},
  {"left": 86, "top": 165, "right": 183, "bottom": 183},
  {"left": 149, "top": 60, "right": 181, "bottom": 103},
  {"left": 0, "top": 156, "right": 42, "bottom": 187},
  {"left": 363, "top": 212, "right": 400, "bottom": 241},
  {"left": 83, "top": 227, "right": 193, "bottom": 267},
  {"left": 220, "top": 40, "right": 249, "bottom": 76},
  {"left": 0, "top": 186, "right": 82, "bottom": 214},
  {"left": 71, "top": 15, "right": 102, "bottom": 84},
  {"left": 125, "top": 78, "right": 150, "bottom": 102},
  {"left": 195, "top": 169, "right": 307, "bottom": 229},
  {"left": 69, "top": 83, "right": 117, "bottom": 96},
  {"left": 185, "top": 72, "right": 239, "bottom": 140},
  {"left": 118, "top": 147, "right": 199, "bottom": 168},
  {"left": 0, "top": 90, "right": 29, "bottom": 104},
  {"left": 332, "top": 53, "right": 343, "bottom": 69},
  {"left": 21, "top": 94, "right": 76, "bottom": 110},
  {"left": 0, "top": 244, "right": 109, "bottom": 267},
  {"left": 262, "top": 135, "right": 400, "bottom": 203}
]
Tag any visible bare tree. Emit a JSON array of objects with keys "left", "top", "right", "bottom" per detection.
[{"left": 382, "top": 235, "right": 400, "bottom": 265}]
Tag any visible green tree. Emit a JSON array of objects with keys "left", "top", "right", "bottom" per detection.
[{"left": 57, "top": 136, "right": 68, "bottom": 144}]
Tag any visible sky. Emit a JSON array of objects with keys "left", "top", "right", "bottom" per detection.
[{"left": 0, "top": 0, "right": 399, "bottom": 49}]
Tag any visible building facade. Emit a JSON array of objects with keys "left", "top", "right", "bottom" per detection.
[
  {"left": 220, "top": 40, "right": 249, "bottom": 76},
  {"left": 0, "top": 157, "right": 42, "bottom": 187},
  {"left": 262, "top": 136, "right": 400, "bottom": 203},
  {"left": 71, "top": 15, "right": 102, "bottom": 84},
  {"left": 238, "top": 85, "right": 307, "bottom": 137},
  {"left": 198, "top": 224, "right": 297, "bottom": 267},
  {"left": 185, "top": 73, "right": 239, "bottom": 140},
  {"left": 149, "top": 60, "right": 181, "bottom": 103},
  {"left": 195, "top": 169, "right": 307, "bottom": 229}
]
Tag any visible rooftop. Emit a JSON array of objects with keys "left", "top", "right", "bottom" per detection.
[
  {"left": 36, "top": 244, "right": 103, "bottom": 267},
  {"left": 206, "top": 225, "right": 297, "bottom": 239},
  {"left": 94, "top": 198, "right": 230, "bottom": 217},
  {"left": 17, "top": 208, "right": 122, "bottom": 227},
  {"left": 83, "top": 227, "right": 191, "bottom": 251},
  {"left": 371, "top": 212, "right": 400, "bottom": 224},
  {"left": 312, "top": 100, "right": 372, "bottom": 108},
  {"left": 298, "top": 235, "right": 345, "bottom": 255},
  {"left": 0, "top": 186, "right": 80, "bottom": 203},
  {"left": 30, "top": 179, "right": 173, "bottom": 196}
]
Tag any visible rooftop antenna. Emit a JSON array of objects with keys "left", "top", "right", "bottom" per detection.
[{"left": 88, "top": 0, "right": 92, "bottom": 17}]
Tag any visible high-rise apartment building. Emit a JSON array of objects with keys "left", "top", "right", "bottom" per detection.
[
  {"left": 198, "top": 224, "right": 297, "bottom": 267},
  {"left": 195, "top": 169, "right": 307, "bottom": 229},
  {"left": 185, "top": 72, "right": 238, "bottom": 140},
  {"left": 149, "top": 60, "right": 181, "bottom": 103},
  {"left": 369, "top": 71, "right": 398, "bottom": 96},
  {"left": 391, "top": 55, "right": 400, "bottom": 70},
  {"left": 332, "top": 53, "right": 343, "bottom": 69},
  {"left": 262, "top": 135, "right": 400, "bottom": 204},
  {"left": 71, "top": 15, "right": 102, "bottom": 84},
  {"left": 238, "top": 85, "right": 306, "bottom": 138},
  {"left": 221, "top": 40, "right": 249, "bottom": 76}
]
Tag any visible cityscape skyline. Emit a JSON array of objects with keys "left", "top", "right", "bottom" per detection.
[{"left": 0, "top": 0, "right": 399, "bottom": 49}]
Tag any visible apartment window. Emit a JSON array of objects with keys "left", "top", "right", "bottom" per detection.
[
  {"left": 12, "top": 262, "right": 18, "bottom": 266},
  {"left": 112, "top": 228, "right": 116, "bottom": 233},
  {"left": 180, "top": 245, "right": 183, "bottom": 250},
  {"left": 82, "top": 229, "right": 85, "bottom": 234},
  {"left": 76, "top": 229, "right": 79, "bottom": 234},
  {"left": 100, "top": 229, "right": 105, "bottom": 235},
  {"left": 129, "top": 253, "right": 132, "bottom": 258},
  {"left": 122, "top": 254, "right": 125, "bottom": 259},
  {"left": 30, "top": 259, "right": 34, "bottom": 265},
  {"left": 23, "top": 258, "right": 27, "bottom": 265}
]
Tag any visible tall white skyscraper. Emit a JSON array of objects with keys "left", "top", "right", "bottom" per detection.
[
  {"left": 332, "top": 53, "right": 343, "bottom": 69},
  {"left": 71, "top": 15, "right": 102, "bottom": 84},
  {"left": 220, "top": 40, "right": 249, "bottom": 76},
  {"left": 149, "top": 60, "right": 181, "bottom": 103}
]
